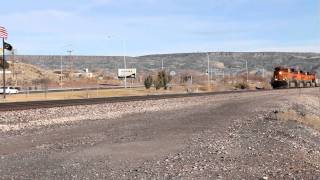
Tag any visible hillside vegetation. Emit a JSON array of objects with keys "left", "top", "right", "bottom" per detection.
[{"left": 8, "top": 52, "right": 320, "bottom": 74}]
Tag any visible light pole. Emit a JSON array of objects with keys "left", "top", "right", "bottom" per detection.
[
  {"left": 161, "top": 59, "right": 164, "bottom": 70},
  {"left": 106, "top": 36, "right": 127, "bottom": 88}
]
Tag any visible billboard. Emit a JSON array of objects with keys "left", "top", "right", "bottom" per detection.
[{"left": 118, "top": 68, "right": 136, "bottom": 79}]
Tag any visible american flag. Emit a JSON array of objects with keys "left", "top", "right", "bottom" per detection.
[{"left": 0, "top": 26, "right": 8, "bottom": 39}]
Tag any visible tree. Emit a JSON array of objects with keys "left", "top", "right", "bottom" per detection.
[
  {"left": 144, "top": 75, "right": 153, "bottom": 89},
  {"left": 39, "top": 77, "right": 51, "bottom": 98},
  {"left": 154, "top": 70, "right": 172, "bottom": 90},
  {"left": 154, "top": 79, "right": 162, "bottom": 90},
  {"left": 32, "top": 79, "right": 41, "bottom": 90}
]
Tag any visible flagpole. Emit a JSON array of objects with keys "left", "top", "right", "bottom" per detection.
[{"left": 2, "top": 38, "right": 5, "bottom": 99}]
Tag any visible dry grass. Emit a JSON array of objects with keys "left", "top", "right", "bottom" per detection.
[
  {"left": 277, "top": 110, "right": 320, "bottom": 130},
  {"left": 197, "top": 84, "right": 214, "bottom": 92},
  {"left": 0, "top": 83, "right": 263, "bottom": 103},
  {"left": 0, "top": 86, "right": 192, "bottom": 103}
]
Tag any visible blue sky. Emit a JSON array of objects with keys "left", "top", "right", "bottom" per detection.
[{"left": 1, "top": 0, "right": 319, "bottom": 55}]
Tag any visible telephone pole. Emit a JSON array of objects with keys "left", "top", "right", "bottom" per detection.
[
  {"left": 207, "top": 52, "right": 210, "bottom": 87},
  {"left": 67, "top": 50, "right": 73, "bottom": 72},
  {"left": 122, "top": 40, "right": 127, "bottom": 89},
  {"left": 60, "top": 55, "right": 63, "bottom": 89},
  {"left": 67, "top": 49, "right": 74, "bottom": 84},
  {"left": 246, "top": 60, "right": 249, "bottom": 82},
  {"left": 11, "top": 49, "right": 17, "bottom": 86}
]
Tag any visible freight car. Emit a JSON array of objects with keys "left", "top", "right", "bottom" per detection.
[{"left": 271, "top": 67, "right": 319, "bottom": 89}]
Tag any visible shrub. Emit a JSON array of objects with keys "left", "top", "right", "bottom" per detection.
[
  {"left": 154, "top": 70, "right": 172, "bottom": 90},
  {"left": 144, "top": 75, "right": 153, "bottom": 89},
  {"left": 234, "top": 82, "right": 249, "bottom": 89},
  {"left": 154, "top": 79, "right": 162, "bottom": 90}
]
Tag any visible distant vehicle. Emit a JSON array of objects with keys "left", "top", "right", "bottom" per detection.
[
  {"left": 271, "top": 67, "right": 319, "bottom": 89},
  {"left": 0, "top": 87, "right": 19, "bottom": 94}
]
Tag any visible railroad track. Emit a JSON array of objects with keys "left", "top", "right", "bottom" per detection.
[{"left": 0, "top": 88, "right": 309, "bottom": 112}]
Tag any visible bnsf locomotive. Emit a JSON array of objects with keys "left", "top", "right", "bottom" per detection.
[{"left": 271, "top": 67, "right": 319, "bottom": 89}]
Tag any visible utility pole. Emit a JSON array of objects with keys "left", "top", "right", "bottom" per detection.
[
  {"left": 67, "top": 50, "right": 73, "bottom": 72},
  {"left": 11, "top": 49, "right": 17, "bottom": 86},
  {"left": 60, "top": 55, "right": 63, "bottom": 89},
  {"left": 67, "top": 49, "right": 73, "bottom": 86},
  {"left": 207, "top": 52, "right": 210, "bottom": 87},
  {"left": 122, "top": 40, "right": 127, "bottom": 89},
  {"left": 59, "top": 44, "right": 72, "bottom": 89},
  {"left": 246, "top": 60, "right": 249, "bottom": 83}
]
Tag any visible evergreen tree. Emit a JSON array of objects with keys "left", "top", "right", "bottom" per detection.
[
  {"left": 144, "top": 75, "right": 153, "bottom": 89},
  {"left": 154, "top": 70, "right": 172, "bottom": 90}
]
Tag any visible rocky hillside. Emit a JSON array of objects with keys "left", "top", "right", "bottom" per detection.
[
  {"left": 6, "top": 62, "right": 58, "bottom": 86},
  {"left": 8, "top": 52, "right": 320, "bottom": 74}
]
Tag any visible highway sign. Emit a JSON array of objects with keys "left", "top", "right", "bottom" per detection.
[{"left": 118, "top": 68, "right": 136, "bottom": 79}]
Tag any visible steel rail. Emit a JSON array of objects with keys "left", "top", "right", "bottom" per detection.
[{"left": 0, "top": 88, "right": 315, "bottom": 112}]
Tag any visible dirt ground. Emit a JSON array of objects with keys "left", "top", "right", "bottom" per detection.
[{"left": 0, "top": 88, "right": 319, "bottom": 179}]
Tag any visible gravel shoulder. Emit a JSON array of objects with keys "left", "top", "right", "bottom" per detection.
[{"left": 0, "top": 88, "right": 320, "bottom": 179}]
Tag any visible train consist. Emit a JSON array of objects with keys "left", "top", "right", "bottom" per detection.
[{"left": 271, "top": 67, "right": 319, "bottom": 89}]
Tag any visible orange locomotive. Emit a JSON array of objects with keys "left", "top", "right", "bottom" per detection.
[{"left": 271, "top": 67, "right": 319, "bottom": 89}]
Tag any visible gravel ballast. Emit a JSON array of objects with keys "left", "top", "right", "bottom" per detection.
[{"left": 0, "top": 88, "right": 320, "bottom": 179}]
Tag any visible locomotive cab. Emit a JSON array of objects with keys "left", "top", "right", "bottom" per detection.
[
  {"left": 271, "top": 67, "right": 318, "bottom": 89},
  {"left": 271, "top": 67, "right": 290, "bottom": 88}
]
